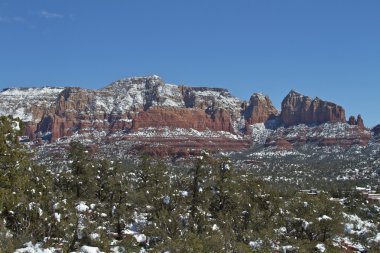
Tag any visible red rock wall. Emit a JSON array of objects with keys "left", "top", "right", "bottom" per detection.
[
  {"left": 243, "top": 93, "right": 278, "bottom": 125},
  {"left": 280, "top": 91, "right": 346, "bottom": 126},
  {"left": 131, "top": 107, "right": 234, "bottom": 133}
]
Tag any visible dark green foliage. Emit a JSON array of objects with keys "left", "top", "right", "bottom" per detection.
[
  {"left": 68, "top": 140, "right": 96, "bottom": 199},
  {"left": 0, "top": 116, "right": 54, "bottom": 250}
]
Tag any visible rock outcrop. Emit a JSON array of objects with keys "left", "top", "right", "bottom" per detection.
[
  {"left": 243, "top": 93, "right": 278, "bottom": 125},
  {"left": 348, "top": 116, "right": 356, "bottom": 125},
  {"left": 348, "top": 115, "right": 365, "bottom": 129},
  {"left": 280, "top": 90, "right": 346, "bottom": 127},
  {"left": 0, "top": 87, "right": 64, "bottom": 139},
  {"left": 356, "top": 115, "right": 365, "bottom": 129}
]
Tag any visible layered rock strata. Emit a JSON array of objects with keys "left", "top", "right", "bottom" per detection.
[{"left": 280, "top": 90, "right": 346, "bottom": 127}]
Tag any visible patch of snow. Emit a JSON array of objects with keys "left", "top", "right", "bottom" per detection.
[
  {"left": 80, "top": 245, "right": 104, "bottom": 253},
  {"left": 76, "top": 201, "right": 89, "bottom": 213},
  {"left": 315, "top": 243, "right": 326, "bottom": 252},
  {"left": 318, "top": 215, "right": 332, "bottom": 221},
  {"left": 14, "top": 242, "right": 56, "bottom": 253},
  {"left": 249, "top": 240, "right": 263, "bottom": 250},
  {"left": 54, "top": 212, "right": 61, "bottom": 223},
  {"left": 134, "top": 234, "right": 147, "bottom": 243},
  {"left": 179, "top": 191, "right": 189, "bottom": 197},
  {"left": 12, "top": 121, "right": 20, "bottom": 131}
]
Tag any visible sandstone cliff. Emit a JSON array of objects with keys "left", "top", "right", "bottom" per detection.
[
  {"left": 280, "top": 90, "right": 346, "bottom": 126},
  {"left": 132, "top": 107, "right": 234, "bottom": 133},
  {"left": 243, "top": 93, "right": 278, "bottom": 125}
]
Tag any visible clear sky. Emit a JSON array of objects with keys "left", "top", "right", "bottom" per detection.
[{"left": 1, "top": 0, "right": 379, "bottom": 127}]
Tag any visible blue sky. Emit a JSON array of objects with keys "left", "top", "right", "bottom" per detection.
[{"left": 1, "top": 0, "right": 379, "bottom": 126}]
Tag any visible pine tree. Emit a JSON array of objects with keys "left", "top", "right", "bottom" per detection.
[
  {"left": 0, "top": 116, "right": 54, "bottom": 250},
  {"left": 67, "top": 140, "right": 95, "bottom": 200}
]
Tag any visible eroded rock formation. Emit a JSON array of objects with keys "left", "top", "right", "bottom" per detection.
[
  {"left": 280, "top": 90, "right": 346, "bottom": 127},
  {"left": 243, "top": 93, "right": 278, "bottom": 125},
  {"left": 348, "top": 115, "right": 365, "bottom": 129}
]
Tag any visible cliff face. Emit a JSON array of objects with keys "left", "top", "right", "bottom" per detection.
[
  {"left": 50, "top": 87, "right": 126, "bottom": 141},
  {"left": 280, "top": 90, "right": 346, "bottom": 127},
  {"left": 243, "top": 93, "right": 278, "bottom": 125},
  {"left": 0, "top": 87, "right": 64, "bottom": 139},
  {"left": 132, "top": 107, "right": 233, "bottom": 133}
]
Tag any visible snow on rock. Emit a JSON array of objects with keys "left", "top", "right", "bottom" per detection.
[
  {"left": 101, "top": 76, "right": 185, "bottom": 112},
  {"left": 0, "top": 87, "right": 64, "bottom": 122}
]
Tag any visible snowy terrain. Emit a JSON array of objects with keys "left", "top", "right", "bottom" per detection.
[{"left": 0, "top": 87, "right": 64, "bottom": 122}]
